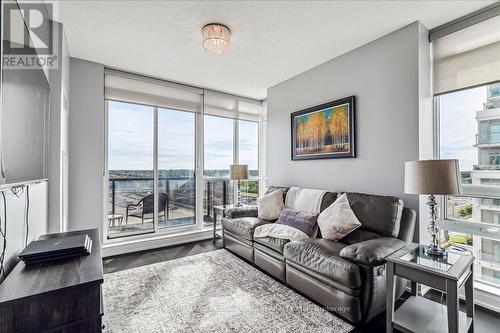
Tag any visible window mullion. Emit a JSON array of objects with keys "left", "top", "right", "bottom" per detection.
[{"left": 153, "top": 106, "right": 158, "bottom": 233}]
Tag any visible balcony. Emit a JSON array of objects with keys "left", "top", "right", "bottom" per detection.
[
  {"left": 107, "top": 176, "right": 258, "bottom": 238},
  {"left": 475, "top": 133, "right": 500, "bottom": 147}
]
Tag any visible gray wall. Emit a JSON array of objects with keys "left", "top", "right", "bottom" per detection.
[
  {"left": 68, "top": 58, "right": 104, "bottom": 241},
  {"left": 267, "top": 22, "right": 430, "bottom": 215}
]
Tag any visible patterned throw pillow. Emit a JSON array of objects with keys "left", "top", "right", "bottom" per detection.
[
  {"left": 276, "top": 208, "right": 318, "bottom": 238},
  {"left": 257, "top": 190, "right": 285, "bottom": 220},
  {"left": 317, "top": 193, "right": 362, "bottom": 241}
]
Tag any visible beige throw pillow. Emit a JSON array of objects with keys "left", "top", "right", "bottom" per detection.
[
  {"left": 317, "top": 193, "right": 361, "bottom": 240},
  {"left": 257, "top": 190, "right": 284, "bottom": 220}
]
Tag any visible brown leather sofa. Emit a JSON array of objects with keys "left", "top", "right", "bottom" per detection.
[{"left": 221, "top": 186, "right": 416, "bottom": 324}]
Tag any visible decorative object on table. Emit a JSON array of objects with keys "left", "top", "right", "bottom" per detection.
[
  {"left": 230, "top": 164, "right": 248, "bottom": 206},
  {"left": 18, "top": 233, "right": 92, "bottom": 264},
  {"left": 291, "top": 96, "right": 355, "bottom": 160},
  {"left": 256, "top": 189, "right": 284, "bottom": 220},
  {"left": 317, "top": 193, "right": 362, "bottom": 241},
  {"left": 404, "top": 159, "right": 462, "bottom": 256}
]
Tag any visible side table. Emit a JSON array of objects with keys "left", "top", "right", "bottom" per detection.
[
  {"left": 212, "top": 204, "right": 234, "bottom": 242},
  {"left": 386, "top": 244, "right": 474, "bottom": 333}
]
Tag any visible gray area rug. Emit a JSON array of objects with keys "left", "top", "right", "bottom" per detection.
[{"left": 103, "top": 249, "right": 353, "bottom": 333}]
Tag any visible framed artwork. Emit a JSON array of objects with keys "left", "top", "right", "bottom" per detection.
[{"left": 291, "top": 96, "right": 355, "bottom": 160}]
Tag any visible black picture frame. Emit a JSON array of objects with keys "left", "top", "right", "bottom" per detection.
[{"left": 291, "top": 96, "right": 356, "bottom": 160}]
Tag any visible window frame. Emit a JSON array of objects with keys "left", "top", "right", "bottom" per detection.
[
  {"left": 104, "top": 101, "right": 262, "bottom": 239},
  {"left": 435, "top": 90, "right": 500, "bottom": 299},
  {"left": 202, "top": 114, "right": 261, "bottom": 217}
]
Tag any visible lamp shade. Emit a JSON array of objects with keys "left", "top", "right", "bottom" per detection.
[
  {"left": 230, "top": 165, "right": 248, "bottom": 180},
  {"left": 404, "top": 159, "right": 462, "bottom": 195}
]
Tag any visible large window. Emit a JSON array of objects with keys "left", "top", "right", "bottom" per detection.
[
  {"left": 203, "top": 116, "right": 260, "bottom": 222},
  {"left": 107, "top": 102, "right": 197, "bottom": 238},
  {"left": 158, "top": 108, "right": 196, "bottom": 228},
  {"left": 107, "top": 101, "right": 155, "bottom": 237},
  {"left": 104, "top": 70, "right": 262, "bottom": 238},
  {"left": 438, "top": 82, "right": 500, "bottom": 291}
]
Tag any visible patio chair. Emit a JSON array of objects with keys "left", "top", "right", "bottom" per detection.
[{"left": 125, "top": 192, "right": 169, "bottom": 224}]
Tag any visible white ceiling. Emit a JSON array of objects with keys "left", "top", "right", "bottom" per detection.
[{"left": 55, "top": 0, "right": 496, "bottom": 100}]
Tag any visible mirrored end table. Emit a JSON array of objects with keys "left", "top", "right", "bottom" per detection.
[{"left": 386, "top": 244, "right": 474, "bottom": 333}]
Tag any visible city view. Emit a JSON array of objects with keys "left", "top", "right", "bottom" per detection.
[
  {"left": 441, "top": 82, "right": 500, "bottom": 288},
  {"left": 107, "top": 169, "right": 259, "bottom": 237}
]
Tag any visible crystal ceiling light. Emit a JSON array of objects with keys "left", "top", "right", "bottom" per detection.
[{"left": 202, "top": 23, "right": 231, "bottom": 54}]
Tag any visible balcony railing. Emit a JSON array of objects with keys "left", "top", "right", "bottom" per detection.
[
  {"left": 475, "top": 134, "right": 500, "bottom": 145},
  {"left": 107, "top": 176, "right": 258, "bottom": 237}
]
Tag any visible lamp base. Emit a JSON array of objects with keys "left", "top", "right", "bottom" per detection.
[{"left": 424, "top": 245, "right": 447, "bottom": 257}]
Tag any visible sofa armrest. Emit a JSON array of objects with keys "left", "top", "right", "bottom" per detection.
[
  {"left": 225, "top": 206, "right": 258, "bottom": 218},
  {"left": 339, "top": 237, "right": 406, "bottom": 266}
]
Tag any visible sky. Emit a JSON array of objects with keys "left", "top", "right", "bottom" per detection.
[
  {"left": 440, "top": 86, "right": 487, "bottom": 171},
  {"left": 108, "top": 101, "right": 258, "bottom": 171}
]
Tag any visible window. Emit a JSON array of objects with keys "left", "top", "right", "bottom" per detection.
[
  {"left": 438, "top": 82, "right": 500, "bottom": 290},
  {"left": 203, "top": 117, "right": 260, "bottom": 222},
  {"left": 239, "top": 120, "right": 259, "bottom": 205},
  {"left": 107, "top": 101, "right": 155, "bottom": 237},
  {"left": 158, "top": 108, "right": 196, "bottom": 228},
  {"left": 104, "top": 70, "right": 263, "bottom": 238}
]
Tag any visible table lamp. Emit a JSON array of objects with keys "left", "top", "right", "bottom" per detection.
[
  {"left": 404, "top": 159, "right": 462, "bottom": 256},
  {"left": 230, "top": 164, "right": 248, "bottom": 207}
]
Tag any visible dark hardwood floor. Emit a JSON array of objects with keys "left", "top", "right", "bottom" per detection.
[{"left": 103, "top": 239, "right": 499, "bottom": 333}]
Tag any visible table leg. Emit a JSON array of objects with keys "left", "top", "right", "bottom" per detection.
[
  {"left": 386, "top": 262, "right": 395, "bottom": 333},
  {"left": 213, "top": 208, "right": 216, "bottom": 243},
  {"left": 411, "top": 281, "right": 418, "bottom": 296},
  {"left": 446, "top": 279, "right": 459, "bottom": 333},
  {"left": 465, "top": 268, "right": 474, "bottom": 333}
]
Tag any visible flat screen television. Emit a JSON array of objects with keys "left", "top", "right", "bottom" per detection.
[{"left": 0, "top": 4, "right": 50, "bottom": 186}]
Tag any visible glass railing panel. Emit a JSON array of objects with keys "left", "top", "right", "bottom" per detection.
[
  {"left": 107, "top": 176, "right": 155, "bottom": 237},
  {"left": 203, "top": 178, "right": 233, "bottom": 223},
  {"left": 158, "top": 175, "right": 196, "bottom": 228}
]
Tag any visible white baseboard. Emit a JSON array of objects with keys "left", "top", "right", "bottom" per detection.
[{"left": 102, "top": 228, "right": 214, "bottom": 257}]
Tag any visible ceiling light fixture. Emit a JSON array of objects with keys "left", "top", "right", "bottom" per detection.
[{"left": 202, "top": 23, "right": 230, "bottom": 54}]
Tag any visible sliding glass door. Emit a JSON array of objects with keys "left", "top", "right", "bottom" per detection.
[
  {"left": 158, "top": 108, "right": 196, "bottom": 228},
  {"left": 107, "top": 101, "right": 155, "bottom": 237},
  {"left": 106, "top": 102, "right": 197, "bottom": 238}
]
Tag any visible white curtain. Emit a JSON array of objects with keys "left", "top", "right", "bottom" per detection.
[
  {"left": 203, "top": 90, "right": 261, "bottom": 122},
  {"left": 433, "top": 14, "right": 500, "bottom": 95},
  {"left": 104, "top": 69, "right": 203, "bottom": 113}
]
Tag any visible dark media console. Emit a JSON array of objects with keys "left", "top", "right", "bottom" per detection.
[{"left": 0, "top": 229, "right": 103, "bottom": 332}]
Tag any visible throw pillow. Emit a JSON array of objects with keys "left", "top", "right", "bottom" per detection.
[
  {"left": 257, "top": 190, "right": 284, "bottom": 220},
  {"left": 276, "top": 208, "right": 318, "bottom": 238},
  {"left": 317, "top": 193, "right": 362, "bottom": 241}
]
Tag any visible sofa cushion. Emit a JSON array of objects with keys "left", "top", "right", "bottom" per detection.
[
  {"left": 344, "top": 192, "right": 403, "bottom": 238},
  {"left": 283, "top": 239, "right": 362, "bottom": 289},
  {"left": 221, "top": 217, "right": 272, "bottom": 241},
  {"left": 264, "top": 186, "right": 289, "bottom": 201},
  {"left": 257, "top": 190, "right": 285, "bottom": 220},
  {"left": 225, "top": 205, "right": 258, "bottom": 219},
  {"left": 317, "top": 193, "right": 361, "bottom": 241},
  {"left": 254, "top": 237, "right": 289, "bottom": 254},
  {"left": 276, "top": 208, "right": 318, "bottom": 237}
]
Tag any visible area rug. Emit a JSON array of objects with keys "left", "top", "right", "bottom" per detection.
[{"left": 103, "top": 249, "right": 353, "bottom": 333}]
